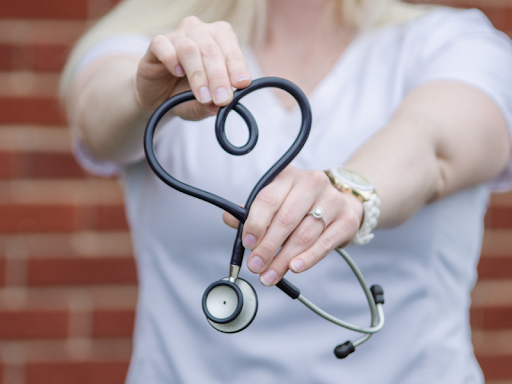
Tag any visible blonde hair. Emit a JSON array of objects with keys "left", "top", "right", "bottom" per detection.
[{"left": 60, "top": 0, "right": 433, "bottom": 100}]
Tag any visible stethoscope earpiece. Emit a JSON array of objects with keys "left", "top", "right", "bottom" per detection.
[
  {"left": 204, "top": 278, "right": 258, "bottom": 334},
  {"left": 334, "top": 340, "right": 356, "bottom": 359}
]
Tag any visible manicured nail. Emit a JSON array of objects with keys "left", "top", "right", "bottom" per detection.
[
  {"left": 260, "top": 269, "right": 277, "bottom": 287},
  {"left": 214, "top": 87, "right": 229, "bottom": 103},
  {"left": 235, "top": 73, "right": 249, "bottom": 83},
  {"left": 175, "top": 65, "right": 184, "bottom": 76},
  {"left": 198, "top": 86, "right": 212, "bottom": 103},
  {"left": 290, "top": 259, "right": 305, "bottom": 273},
  {"left": 243, "top": 234, "right": 257, "bottom": 249},
  {"left": 248, "top": 256, "right": 264, "bottom": 272}
]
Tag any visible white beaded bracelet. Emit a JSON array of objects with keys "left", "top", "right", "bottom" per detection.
[{"left": 349, "top": 193, "right": 381, "bottom": 245}]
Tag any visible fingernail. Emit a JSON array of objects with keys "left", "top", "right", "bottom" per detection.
[
  {"left": 214, "top": 87, "right": 229, "bottom": 103},
  {"left": 198, "top": 86, "right": 212, "bottom": 103},
  {"left": 243, "top": 234, "right": 257, "bottom": 249},
  {"left": 290, "top": 259, "right": 305, "bottom": 273},
  {"left": 235, "top": 73, "right": 249, "bottom": 83},
  {"left": 248, "top": 256, "right": 264, "bottom": 272},
  {"left": 260, "top": 269, "right": 278, "bottom": 287},
  {"left": 175, "top": 65, "right": 184, "bottom": 76}
]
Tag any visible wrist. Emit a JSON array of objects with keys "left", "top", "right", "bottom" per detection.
[
  {"left": 132, "top": 74, "right": 155, "bottom": 113},
  {"left": 343, "top": 192, "right": 364, "bottom": 229}
]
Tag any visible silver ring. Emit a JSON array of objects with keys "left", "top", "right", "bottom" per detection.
[{"left": 307, "top": 206, "right": 327, "bottom": 229}]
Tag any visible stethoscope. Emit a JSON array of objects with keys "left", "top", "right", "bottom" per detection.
[{"left": 144, "top": 77, "right": 385, "bottom": 359}]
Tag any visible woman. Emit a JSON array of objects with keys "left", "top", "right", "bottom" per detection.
[{"left": 61, "top": 0, "right": 512, "bottom": 382}]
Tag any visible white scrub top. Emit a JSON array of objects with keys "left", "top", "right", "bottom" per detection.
[{"left": 73, "top": 8, "right": 512, "bottom": 384}]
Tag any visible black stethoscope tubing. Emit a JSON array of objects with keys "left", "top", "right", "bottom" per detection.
[{"left": 144, "top": 77, "right": 312, "bottom": 268}]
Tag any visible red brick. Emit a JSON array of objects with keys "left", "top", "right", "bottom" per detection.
[
  {"left": 28, "top": 258, "right": 137, "bottom": 286},
  {"left": 0, "top": 44, "right": 71, "bottom": 72},
  {"left": 33, "top": 44, "right": 72, "bottom": 71},
  {"left": 0, "top": 44, "right": 13, "bottom": 70},
  {"left": 485, "top": 207, "right": 512, "bottom": 229},
  {"left": 0, "top": 152, "right": 86, "bottom": 179},
  {"left": 0, "top": 204, "right": 75, "bottom": 232},
  {"left": 471, "top": 306, "right": 512, "bottom": 330},
  {"left": 93, "top": 310, "right": 135, "bottom": 338},
  {"left": 0, "top": 204, "right": 127, "bottom": 233},
  {"left": 26, "top": 362, "right": 129, "bottom": 384},
  {"left": 0, "top": 310, "right": 68, "bottom": 339},
  {"left": 0, "top": 153, "right": 16, "bottom": 178},
  {"left": 477, "top": 355, "right": 512, "bottom": 380},
  {"left": 22, "top": 153, "right": 85, "bottom": 179},
  {"left": 97, "top": 206, "right": 129, "bottom": 230},
  {"left": 0, "top": 97, "right": 66, "bottom": 125},
  {"left": 0, "top": 259, "right": 5, "bottom": 286},
  {"left": 478, "top": 257, "right": 512, "bottom": 278},
  {"left": 0, "top": 0, "right": 88, "bottom": 20}
]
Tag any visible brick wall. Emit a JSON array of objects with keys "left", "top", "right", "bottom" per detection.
[{"left": 0, "top": 0, "right": 511, "bottom": 383}]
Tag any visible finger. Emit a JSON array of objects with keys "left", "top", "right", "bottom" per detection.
[
  {"left": 242, "top": 169, "right": 294, "bottom": 251},
  {"left": 246, "top": 177, "right": 319, "bottom": 275},
  {"left": 171, "top": 35, "right": 212, "bottom": 104},
  {"left": 210, "top": 21, "right": 252, "bottom": 89},
  {"left": 147, "top": 34, "right": 184, "bottom": 78},
  {"left": 256, "top": 174, "right": 348, "bottom": 285},
  {"left": 258, "top": 208, "right": 332, "bottom": 286},
  {"left": 186, "top": 26, "right": 233, "bottom": 105},
  {"left": 222, "top": 211, "right": 240, "bottom": 229},
  {"left": 168, "top": 77, "right": 218, "bottom": 121},
  {"left": 289, "top": 213, "right": 360, "bottom": 274}
]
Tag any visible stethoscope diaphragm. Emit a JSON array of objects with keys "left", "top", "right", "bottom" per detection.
[{"left": 204, "top": 278, "right": 258, "bottom": 333}]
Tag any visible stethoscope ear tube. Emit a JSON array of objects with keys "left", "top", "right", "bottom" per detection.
[{"left": 276, "top": 248, "right": 385, "bottom": 358}]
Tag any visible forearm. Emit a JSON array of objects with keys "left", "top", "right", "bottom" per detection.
[
  {"left": 346, "top": 82, "right": 511, "bottom": 228},
  {"left": 345, "top": 117, "right": 443, "bottom": 228},
  {"left": 71, "top": 56, "right": 152, "bottom": 163}
]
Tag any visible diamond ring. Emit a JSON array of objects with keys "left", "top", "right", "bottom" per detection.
[{"left": 307, "top": 207, "right": 327, "bottom": 229}]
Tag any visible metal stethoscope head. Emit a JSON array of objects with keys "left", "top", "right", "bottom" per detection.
[{"left": 144, "top": 77, "right": 385, "bottom": 359}]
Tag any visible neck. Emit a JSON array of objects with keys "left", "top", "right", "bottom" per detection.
[
  {"left": 263, "top": 0, "right": 349, "bottom": 50},
  {"left": 253, "top": 0, "right": 355, "bottom": 107}
]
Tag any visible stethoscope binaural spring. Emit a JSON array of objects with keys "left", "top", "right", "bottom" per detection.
[{"left": 143, "top": 77, "right": 385, "bottom": 359}]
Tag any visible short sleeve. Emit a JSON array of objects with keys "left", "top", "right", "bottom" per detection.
[
  {"left": 71, "top": 34, "right": 152, "bottom": 177},
  {"left": 405, "top": 8, "right": 512, "bottom": 192}
]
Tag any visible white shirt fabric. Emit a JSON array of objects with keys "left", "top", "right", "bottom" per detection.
[{"left": 73, "top": 8, "right": 512, "bottom": 384}]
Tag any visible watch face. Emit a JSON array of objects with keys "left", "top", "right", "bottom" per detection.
[{"left": 334, "top": 167, "right": 374, "bottom": 191}]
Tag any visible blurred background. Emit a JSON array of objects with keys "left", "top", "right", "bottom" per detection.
[{"left": 0, "top": 0, "right": 510, "bottom": 383}]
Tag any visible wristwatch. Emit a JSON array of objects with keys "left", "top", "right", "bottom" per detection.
[{"left": 324, "top": 167, "right": 381, "bottom": 245}]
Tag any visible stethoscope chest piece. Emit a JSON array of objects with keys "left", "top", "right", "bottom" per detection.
[{"left": 203, "top": 278, "right": 258, "bottom": 333}]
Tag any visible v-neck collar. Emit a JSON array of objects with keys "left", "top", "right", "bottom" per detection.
[{"left": 244, "top": 31, "right": 366, "bottom": 116}]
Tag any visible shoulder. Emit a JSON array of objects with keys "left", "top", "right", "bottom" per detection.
[
  {"left": 406, "top": 6, "right": 494, "bottom": 31},
  {"left": 75, "top": 33, "right": 152, "bottom": 78},
  {"left": 356, "top": 7, "right": 501, "bottom": 60},
  {"left": 402, "top": 7, "right": 503, "bottom": 49}
]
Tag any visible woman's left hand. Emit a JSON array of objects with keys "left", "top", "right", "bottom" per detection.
[{"left": 222, "top": 165, "right": 363, "bottom": 286}]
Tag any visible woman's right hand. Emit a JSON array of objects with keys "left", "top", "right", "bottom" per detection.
[{"left": 136, "top": 16, "right": 252, "bottom": 120}]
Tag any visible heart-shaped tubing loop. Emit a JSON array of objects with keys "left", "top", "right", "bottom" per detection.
[
  {"left": 144, "top": 77, "right": 312, "bottom": 268},
  {"left": 144, "top": 92, "right": 255, "bottom": 222}
]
